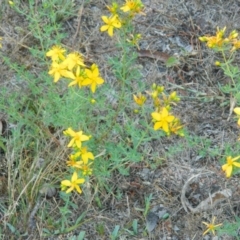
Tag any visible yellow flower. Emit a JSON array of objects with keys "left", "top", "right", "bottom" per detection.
[
  {"left": 216, "top": 26, "right": 226, "bottom": 39},
  {"left": 73, "top": 147, "right": 94, "bottom": 164},
  {"left": 66, "top": 155, "right": 82, "bottom": 168},
  {"left": 127, "top": 34, "right": 141, "bottom": 49},
  {"left": 231, "top": 39, "right": 240, "bottom": 52},
  {"left": 234, "top": 107, "right": 240, "bottom": 126},
  {"left": 120, "top": 0, "right": 144, "bottom": 15},
  {"left": 148, "top": 85, "right": 164, "bottom": 99},
  {"left": 199, "top": 27, "right": 229, "bottom": 49},
  {"left": 107, "top": 2, "right": 119, "bottom": 15},
  {"left": 151, "top": 107, "right": 175, "bottom": 133},
  {"left": 169, "top": 91, "right": 180, "bottom": 102},
  {"left": 80, "top": 147, "right": 94, "bottom": 164},
  {"left": 78, "top": 161, "right": 93, "bottom": 176},
  {"left": 68, "top": 66, "right": 86, "bottom": 87},
  {"left": 222, "top": 155, "right": 240, "bottom": 178},
  {"left": 151, "top": 90, "right": 158, "bottom": 99},
  {"left": 90, "top": 99, "right": 96, "bottom": 104},
  {"left": 133, "top": 93, "right": 146, "bottom": 106},
  {"left": 202, "top": 217, "right": 222, "bottom": 236},
  {"left": 199, "top": 36, "right": 208, "bottom": 42},
  {"left": 9, "top": 1, "right": 14, "bottom": 6},
  {"left": 46, "top": 45, "right": 66, "bottom": 62},
  {"left": 82, "top": 64, "right": 104, "bottom": 93},
  {"left": 63, "top": 128, "right": 90, "bottom": 148},
  {"left": 63, "top": 52, "right": 85, "bottom": 70},
  {"left": 168, "top": 118, "right": 184, "bottom": 136},
  {"left": 215, "top": 61, "right": 221, "bottom": 66},
  {"left": 48, "top": 62, "right": 74, "bottom": 83},
  {"left": 153, "top": 97, "right": 161, "bottom": 108},
  {"left": 228, "top": 30, "right": 238, "bottom": 40},
  {"left": 61, "top": 172, "right": 85, "bottom": 194},
  {"left": 100, "top": 15, "right": 121, "bottom": 37}
]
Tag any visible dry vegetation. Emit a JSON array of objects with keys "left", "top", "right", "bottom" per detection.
[{"left": 1, "top": 0, "right": 240, "bottom": 239}]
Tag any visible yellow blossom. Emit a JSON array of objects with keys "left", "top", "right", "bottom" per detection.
[
  {"left": 63, "top": 52, "right": 85, "bottom": 70},
  {"left": 46, "top": 45, "right": 66, "bottom": 62},
  {"left": 78, "top": 161, "right": 93, "bottom": 176},
  {"left": 215, "top": 61, "right": 221, "bottom": 66},
  {"left": 48, "top": 62, "right": 74, "bottom": 83},
  {"left": 222, "top": 155, "right": 240, "bottom": 178},
  {"left": 202, "top": 217, "right": 222, "bottom": 236},
  {"left": 100, "top": 15, "right": 121, "bottom": 37},
  {"left": 151, "top": 90, "right": 158, "bottom": 99},
  {"left": 66, "top": 155, "right": 82, "bottom": 168},
  {"left": 199, "top": 27, "right": 229, "bottom": 48},
  {"left": 120, "top": 0, "right": 144, "bottom": 15},
  {"left": 82, "top": 64, "right": 104, "bottom": 93},
  {"left": 153, "top": 97, "right": 161, "bottom": 108},
  {"left": 216, "top": 26, "right": 226, "bottom": 39},
  {"left": 151, "top": 107, "right": 175, "bottom": 133},
  {"left": 127, "top": 34, "right": 141, "bottom": 49},
  {"left": 234, "top": 107, "right": 240, "bottom": 126},
  {"left": 231, "top": 39, "right": 240, "bottom": 51},
  {"left": 90, "top": 99, "right": 96, "bottom": 104},
  {"left": 228, "top": 30, "right": 238, "bottom": 40},
  {"left": 63, "top": 128, "right": 90, "bottom": 148},
  {"left": 107, "top": 2, "right": 119, "bottom": 15},
  {"left": 61, "top": 172, "right": 85, "bottom": 194},
  {"left": 73, "top": 147, "right": 94, "bottom": 164},
  {"left": 133, "top": 93, "right": 146, "bottom": 106},
  {"left": 68, "top": 66, "right": 86, "bottom": 87},
  {"left": 9, "top": 1, "right": 14, "bottom": 6},
  {"left": 169, "top": 91, "right": 180, "bottom": 102},
  {"left": 168, "top": 119, "right": 184, "bottom": 136},
  {"left": 80, "top": 147, "right": 94, "bottom": 164}
]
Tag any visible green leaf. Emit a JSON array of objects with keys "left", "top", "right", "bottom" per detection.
[{"left": 166, "top": 56, "right": 180, "bottom": 67}]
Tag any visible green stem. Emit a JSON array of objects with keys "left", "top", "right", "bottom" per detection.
[{"left": 221, "top": 49, "right": 236, "bottom": 87}]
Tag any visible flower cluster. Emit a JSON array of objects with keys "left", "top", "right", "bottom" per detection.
[
  {"left": 61, "top": 128, "right": 94, "bottom": 194},
  {"left": 100, "top": 0, "right": 144, "bottom": 37},
  {"left": 46, "top": 46, "right": 104, "bottom": 93},
  {"left": 199, "top": 27, "right": 240, "bottom": 51},
  {"left": 133, "top": 84, "right": 184, "bottom": 136}
]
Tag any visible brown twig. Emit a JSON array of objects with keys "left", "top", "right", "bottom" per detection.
[{"left": 71, "top": 2, "right": 84, "bottom": 47}]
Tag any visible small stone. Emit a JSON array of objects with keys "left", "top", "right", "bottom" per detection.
[{"left": 39, "top": 184, "right": 56, "bottom": 198}]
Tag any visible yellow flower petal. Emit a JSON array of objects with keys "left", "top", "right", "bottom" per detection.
[
  {"left": 61, "top": 180, "right": 71, "bottom": 186},
  {"left": 233, "top": 162, "right": 240, "bottom": 167},
  {"left": 226, "top": 165, "right": 232, "bottom": 177},
  {"left": 100, "top": 25, "right": 109, "bottom": 32},
  {"left": 234, "top": 107, "right": 240, "bottom": 115},
  {"left": 151, "top": 112, "right": 161, "bottom": 121}
]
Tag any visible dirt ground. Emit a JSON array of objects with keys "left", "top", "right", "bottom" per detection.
[{"left": 1, "top": 0, "right": 240, "bottom": 239}]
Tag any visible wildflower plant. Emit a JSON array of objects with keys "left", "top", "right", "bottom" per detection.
[
  {"left": 0, "top": 0, "right": 186, "bottom": 237},
  {"left": 61, "top": 128, "right": 94, "bottom": 194},
  {"left": 134, "top": 84, "right": 184, "bottom": 136},
  {"left": 199, "top": 27, "right": 240, "bottom": 105}
]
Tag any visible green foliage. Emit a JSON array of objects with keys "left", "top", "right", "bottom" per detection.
[
  {"left": 218, "top": 217, "right": 240, "bottom": 239},
  {"left": 110, "top": 225, "right": 120, "bottom": 240},
  {"left": 166, "top": 56, "right": 180, "bottom": 67}
]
